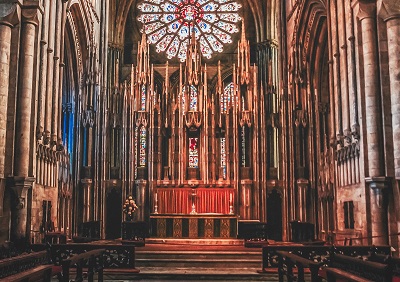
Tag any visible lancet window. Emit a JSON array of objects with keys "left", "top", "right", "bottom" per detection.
[
  {"left": 189, "top": 137, "right": 199, "bottom": 168},
  {"left": 141, "top": 85, "right": 147, "bottom": 111},
  {"left": 139, "top": 126, "right": 147, "bottom": 166}
]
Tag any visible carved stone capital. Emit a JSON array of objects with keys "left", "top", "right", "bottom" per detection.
[
  {"left": 21, "top": 4, "right": 39, "bottom": 26},
  {"left": 0, "top": 3, "right": 20, "bottom": 27},
  {"left": 365, "top": 176, "right": 391, "bottom": 190},
  {"left": 8, "top": 176, "right": 35, "bottom": 209},
  {"left": 378, "top": 0, "right": 400, "bottom": 21},
  {"left": 353, "top": 0, "right": 377, "bottom": 21}
]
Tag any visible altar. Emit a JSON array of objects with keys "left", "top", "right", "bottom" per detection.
[
  {"left": 150, "top": 214, "right": 237, "bottom": 238},
  {"left": 150, "top": 187, "right": 237, "bottom": 238}
]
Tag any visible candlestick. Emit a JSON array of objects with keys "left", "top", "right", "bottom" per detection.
[{"left": 154, "top": 192, "right": 158, "bottom": 214}]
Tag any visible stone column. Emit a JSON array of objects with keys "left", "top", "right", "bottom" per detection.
[
  {"left": 378, "top": 2, "right": 400, "bottom": 179},
  {"left": 296, "top": 179, "right": 309, "bottom": 222},
  {"left": 240, "top": 181, "right": 252, "bottom": 220},
  {"left": 135, "top": 180, "right": 148, "bottom": 222},
  {"left": 366, "top": 177, "right": 390, "bottom": 245},
  {"left": 0, "top": 4, "right": 19, "bottom": 215},
  {"left": 355, "top": 1, "right": 384, "bottom": 178},
  {"left": 0, "top": 4, "right": 19, "bottom": 179},
  {"left": 10, "top": 6, "right": 39, "bottom": 242}
]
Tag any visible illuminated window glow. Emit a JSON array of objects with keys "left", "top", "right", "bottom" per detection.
[
  {"left": 189, "top": 137, "right": 199, "bottom": 168},
  {"left": 241, "top": 126, "right": 246, "bottom": 167},
  {"left": 140, "top": 126, "right": 147, "bottom": 166},
  {"left": 137, "top": 0, "right": 242, "bottom": 61},
  {"left": 220, "top": 137, "right": 227, "bottom": 179},
  {"left": 221, "top": 82, "right": 234, "bottom": 112},
  {"left": 182, "top": 85, "right": 198, "bottom": 111},
  {"left": 141, "top": 84, "right": 147, "bottom": 111}
]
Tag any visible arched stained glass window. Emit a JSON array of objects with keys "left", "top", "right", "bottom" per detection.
[
  {"left": 141, "top": 84, "right": 147, "bottom": 111},
  {"left": 189, "top": 85, "right": 198, "bottom": 111},
  {"left": 139, "top": 126, "right": 147, "bottom": 166},
  {"left": 189, "top": 137, "right": 199, "bottom": 168},
  {"left": 182, "top": 85, "right": 198, "bottom": 111},
  {"left": 135, "top": 127, "right": 139, "bottom": 178},
  {"left": 241, "top": 126, "right": 246, "bottom": 167},
  {"left": 220, "top": 137, "right": 227, "bottom": 179},
  {"left": 137, "top": 0, "right": 242, "bottom": 61},
  {"left": 221, "top": 82, "right": 234, "bottom": 112}
]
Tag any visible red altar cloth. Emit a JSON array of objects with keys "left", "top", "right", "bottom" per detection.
[{"left": 155, "top": 187, "right": 234, "bottom": 214}]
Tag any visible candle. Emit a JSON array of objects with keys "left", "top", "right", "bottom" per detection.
[{"left": 230, "top": 193, "right": 232, "bottom": 203}]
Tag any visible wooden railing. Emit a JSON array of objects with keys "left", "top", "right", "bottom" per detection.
[
  {"left": 46, "top": 243, "right": 143, "bottom": 271},
  {"left": 0, "top": 250, "right": 50, "bottom": 279},
  {"left": 259, "top": 245, "right": 391, "bottom": 270}
]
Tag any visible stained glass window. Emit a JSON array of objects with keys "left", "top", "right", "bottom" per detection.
[
  {"left": 137, "top": 0, "right": 242, "bottom": 61},
  {"left": 241, "top": 126, "right": 246, "bottom": 167},
  {"left": 141, "top": 84, "right": 147, "bottom": 111},
  {"left": 220, "top": 137, "right": 227, "bottom": 179},
  {"left": 189, "top": 137, "right": 199, "bottom": 168},
  {"left": 140, "top": 126, "right": 147, "bottom": 166},
  {"left": 182, "top": 85, "right": 198, "bottom": 111},
  {"left": 221, "top": 82, "right": 234, "bottom": 112},
  {"left": 189, "top": 85, "right": 197, "bottom": 111},
  {"left": 135, "top": 127, "right": 139, "bottom": 178}
]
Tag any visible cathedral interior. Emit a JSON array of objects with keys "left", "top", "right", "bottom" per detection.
[{"left": 1, "top": 0, "right": 400, "bottom": 264}]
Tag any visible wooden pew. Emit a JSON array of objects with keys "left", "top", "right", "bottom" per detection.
[
  {"left": 45, "top": 242, "right": 144, "bottom": 274},
  {"left": 326, "top": 253, "right": 392, "bottom": 282},
  {"left": 259, "top": 245, "right": 391, "bottom": 270},
  {"left": 276, "top": 250, "right": 321, "bottom": 282},
  {"left": 59, "top": 249, "right": 105, "bottom": 282},
  {"left": 0, "top": 250, "right": 50, "bottom": 279},
  {"left": 2, "top": 264, "right": 53, "bottom": 282},
  {"left": 325, "top": 267, "right": 374, "bottom": 282}
]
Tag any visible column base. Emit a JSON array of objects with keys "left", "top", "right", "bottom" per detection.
[
  {"left": 7, "top": 176, "right": 35, "bottom": 244},
  {"left": 365, "top": 176, "right": 391, "bottom": 245}
]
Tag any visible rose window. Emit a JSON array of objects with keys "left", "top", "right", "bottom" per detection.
[{"left": 137, "top": 0, "right": 242, "bottom": 61}]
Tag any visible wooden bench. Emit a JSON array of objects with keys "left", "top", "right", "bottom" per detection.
[
  {"left": 46, "top": 242, "right": 143, "bottom": 273},
  {"left": 2, "top": 264, "right": 53, "bottom": 282},
  {"left": 0, "top": 250, "right": 50, "bottom": 279},
  {"left": 325, "top": 267, "right": 374, "bottom": 282},
  {"left": 59, "top": 249, "right": 105, "bottom": 282},
  {"left": 325, "top": 253, "right": 392, "bottom": 282},
  {"left": 259, "top": 245, "right": 391, "bottom": 270},
  {"left": 277, "top": 250, "right": 322, "bottom": 282}
]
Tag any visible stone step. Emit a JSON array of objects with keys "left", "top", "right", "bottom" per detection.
[
  {"left": 104, "top": 267, "right": 277, "bottom": 281},
  {"left": 136, "top": 250, "right": 262, "bottom": 260},
  {"left": 136, "top": 257, "right": 262, "bottom": 268}
]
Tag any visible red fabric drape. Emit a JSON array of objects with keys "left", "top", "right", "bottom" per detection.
[{"left": 154, "top": 188, "right": 234, "bottom": 214}]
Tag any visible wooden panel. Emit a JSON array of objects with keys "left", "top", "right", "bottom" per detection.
[
  {"left": 173, "top": 218, "right": 182, "bottom": 238},
  {"left": 157, "top": 218, "right": 167, "bottom": 237},
  {"left": 151, "top": 215, "right": 237, "bottom": 238}
]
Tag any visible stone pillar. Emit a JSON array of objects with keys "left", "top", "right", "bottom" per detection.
[
  {"left": 10, "top": 5, "right": 39, "bottom": 243},
  {"left": 10, "top": 177, "right": 34, "bottom": 242},
  {"left": 0, "top": 4, "right": 20, "bottom": 215},
  {"left": 366, "top": 177, "right": 390, "bottom": 245},
  {"left": 296, "top": 179, "right": 309, "bottom": 222},
  {"left": 355, "top": 1, "right": 384, "bottom": 177},
  {"left": 378, "top": 2, "right": 400, "bottom": 179},
  {"left": 14, "top": 6, "right": 38, "bottom": 177},
  {"left": 240, "top": 180, "right": 252, "bottom": 220},
  {"left": 81, "top": 179, "right": 92, "bottom": 222},
  {"left": 135, "top": 180, "right": 148, "bottom": 222},
  {"left": 0, "top": 4, "right": 19, "bottom": 179},
  {"left": 44, "top": 0, "right": 55, "bottom": 144}
]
